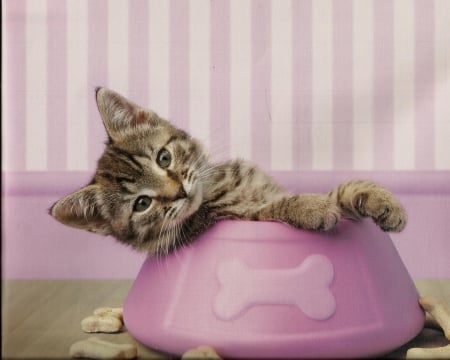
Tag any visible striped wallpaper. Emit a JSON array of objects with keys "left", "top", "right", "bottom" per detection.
[{"left": 3, "top": 0, "right": 450, "bottom": 173}]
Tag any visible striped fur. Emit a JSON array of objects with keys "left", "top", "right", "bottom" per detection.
[{"left": 51, "top": 88, "right": 407, "bottom": 255}]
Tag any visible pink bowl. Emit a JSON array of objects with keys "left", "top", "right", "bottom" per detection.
[{"left": 123, "top": 220, "right": 424, "bottom": 358}]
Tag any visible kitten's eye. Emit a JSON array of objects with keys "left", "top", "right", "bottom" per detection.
[
  {"left": 157, "top": 148, "right": 172, "bottom": 169},
  {"left": 133, "top": 195, "right": 152, "bottom": 212}
]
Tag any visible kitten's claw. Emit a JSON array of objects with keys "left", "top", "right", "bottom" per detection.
[
  {"left": 377, "top": 208, "right": 406, "bottom": 232},
  {"left": 355, "top": 191, "right": 407, "bottom": 232}
]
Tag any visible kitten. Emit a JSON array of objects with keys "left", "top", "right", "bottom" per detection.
[{"left": 50, "top": 88, "right": 407, "bottom": 255}]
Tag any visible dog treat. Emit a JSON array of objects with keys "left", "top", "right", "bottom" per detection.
[
  {"left": 214, "top": 255, "right": 335, "bottom": 321},
  {"left": 406, "top": 344, "right": 450, "bottom": 359},
  {"left": 93, "top": 307, "right": 123, "bottom": 321},
  {"left": 81, "top": 315, "right": 123, "bottom": 333},
  {"left": 419, "top": 296, "right": 450, "bottom": 340},
  {"left": 182, "top": 345, "right": 222, "bottom": 359},
  {"left": 424, "top": 312, "right": 441, "bottom": 330},
  {"left": 70, "top": 337, "right": 137, "bottom": 359}
]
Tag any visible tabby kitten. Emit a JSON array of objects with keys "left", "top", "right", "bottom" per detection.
[{"left": 50, "top": 88, "right": 407, "bottom": 255}]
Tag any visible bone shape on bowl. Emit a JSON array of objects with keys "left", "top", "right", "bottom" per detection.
[{"left": 213, "top": 254, "right": 336, "bottom": 321}]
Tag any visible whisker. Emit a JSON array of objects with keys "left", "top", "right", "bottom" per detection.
[
  {"left": 190, "top": 153, "right": 209, "bottom": 169},
  {"left": 197, "top": 168, "right": 225, "bottom": 181},
  {"left": 178, "top": 222, "right": 190, "bottom": 251},
  {"left": 172, "top": 223, "right": 184, "bottom": 262},
  {"left": 197, "top": 163, "right": 225, "bottom": 176},
  {"left": 156, "top": 209, "right": 173, "bottom": 261}
]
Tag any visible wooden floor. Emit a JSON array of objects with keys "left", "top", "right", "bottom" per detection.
[
  {"left": 2, "top": 279, "right": 449, "bottom": 359},
  {"left": 2, "top": 280, "right": 169, "bottom": 359}
]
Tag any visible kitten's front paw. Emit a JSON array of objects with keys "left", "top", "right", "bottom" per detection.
[
  {"left": 355, "top": 190, "right": 407, "bottom": 232},
  {"left": 293, "top": 196, "right": 341, "bottom": 232}
]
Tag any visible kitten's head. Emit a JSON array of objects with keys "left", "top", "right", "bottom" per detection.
[{"left": 50, "top": 88, "right": 208, "bottom": 254}]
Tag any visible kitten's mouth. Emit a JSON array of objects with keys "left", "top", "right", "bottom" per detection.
[{"left": 174, "top": 183, "right": 203, "bottom": 222}]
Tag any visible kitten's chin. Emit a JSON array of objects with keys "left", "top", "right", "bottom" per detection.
[
  {"left": 182, "top": 186, "right": 203, "bottom": 219},
  {"left": 175, "top": 182, "right": 203, "bottom": 223}
]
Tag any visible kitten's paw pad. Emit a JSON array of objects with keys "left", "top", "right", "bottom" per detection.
[{"left": 356, "top": 191, "right": 407, "bottom": 232}]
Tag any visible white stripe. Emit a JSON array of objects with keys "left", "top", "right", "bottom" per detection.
[
  {"left": 67, "top": 0, "right": 88, "bottom": 171},
  {"left": 352, "top": 0, "right": 374, "bottom": 170},
  {"left": 435, "top": 0, "right": 450, "bottom": 169},
  {"left": 2, "top": 4, "right": 11, "bottom": 171},
  {"left": 353, "top": 123, "right": 375, "bottom": 170},
  {"left": 312, "top": 0, "right": 333, "bottom": 170},
  {"left": 25, "top": 0, "right": 47, "bottom": 170},
  {"left": 108, "top": 0, "right": 128, "bottom": 95},
  {"left": 230, "top": 0, "right": 252, "bottom": 160},
  {"left": 393, "top": 0, "right": 415, "bottom": 170},
  {"left": 148, "top": 0, "right": 169, "bottom": 119},
  {"left": 271, "top": 0, "right": 293, "bottom": 170},
  {"left": 189, "top": 0, "right": 210, "bottom": 149}
]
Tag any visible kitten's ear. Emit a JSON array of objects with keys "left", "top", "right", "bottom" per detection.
[
  {"left": 95, "top": 87, "right": 155, "bottom": 142},
  {"left": 50, "top": 185, "right": 110, "bottom": 235}
]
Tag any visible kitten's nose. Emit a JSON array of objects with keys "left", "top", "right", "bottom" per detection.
[{"left": 174, "top": 186, "right": 187, "bottom": 200}]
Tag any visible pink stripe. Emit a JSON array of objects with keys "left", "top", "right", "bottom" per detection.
[
  {"left": 415, "top": 0, "right": 435, "bottom": 169},
  {"left": 47, "top": 0, "right": 67, "bottom": 171},
  {"left": 333, "top": 0, "right": 353, "bottom": 170},
  {"left": 169, "top": 0, "right": 189, "bottom": 131},
  {"left": 3, "top": 0, "right": 26, "bottom": 171},
  {"left": 251, "top": 0, "right": 271, "bottom": 170},
  {"left": 210, "top": 0, "right": 231, "bottom": 162},
  {"left": 292, "top": 0, "right": 312, "bottom": 171},
  {"left": 128, "top": 0, "right": 149, "bottom": 106},
  {"left": 88, "top": 0, "right": 108, "bottom": 170},
  {"left": 373, "top": 0, "right": 394, "bottom": 170}
]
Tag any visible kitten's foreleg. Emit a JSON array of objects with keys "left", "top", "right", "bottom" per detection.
[
  {"left": 328, "top": 180, "right": 407, "bottom": 232},
  {"left": 257, "top": 194, "right": 341, "bottom": 231}
]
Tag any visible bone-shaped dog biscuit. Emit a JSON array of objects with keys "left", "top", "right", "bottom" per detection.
[
  {"left": 81, "top": 307, "right": 124, "bottom": 333},
  {"left": 419, "top": 296, "right": 450, "bottom": 340},
  {"left": 182, "top": 345, "right": 222, "bottom": 359},
  {"left": 70, "top": 337, "right": 137, "bottom": 359},
  {"left": 406, "top": 344, "right": 450, "bottom": 359},
  {"left": 93, "top": 307, "right": 123, "bottom": 321},
  {"left": 81, "top": 315, "right": 123, "bottom": 333},
  {"left": 214, "top": 254, "right": 336, "bottom": 320}
]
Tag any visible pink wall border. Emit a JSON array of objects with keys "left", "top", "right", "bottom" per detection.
[
  {"left": 3, "top": 171, "right": 450, "bottom": 197},
  {"left": 2, "top": 171, "right": 450, "bottom": 279}
]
